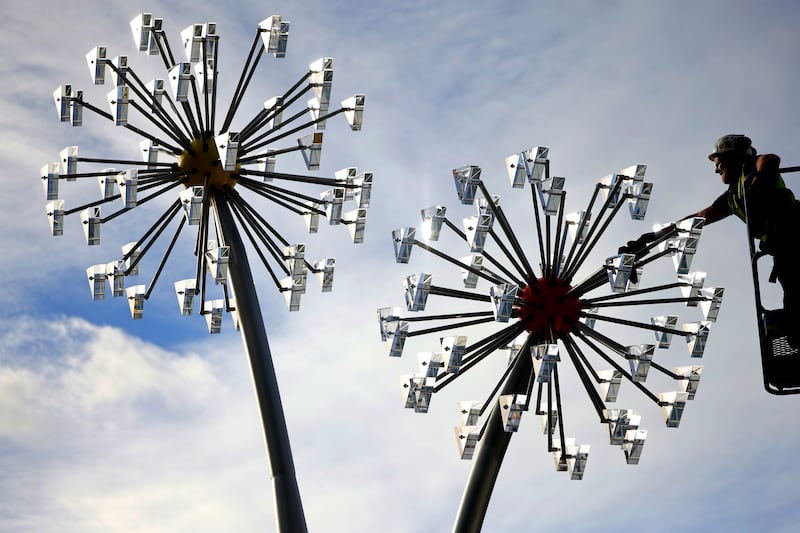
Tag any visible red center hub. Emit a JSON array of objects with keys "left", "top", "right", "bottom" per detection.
[{"left": 515, "top": 277, "right": 581, "bottom": 336}]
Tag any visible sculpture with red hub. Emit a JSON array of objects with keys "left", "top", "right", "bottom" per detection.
[{"left": 381, "top": 147, "right": 723, "bottom": 532}]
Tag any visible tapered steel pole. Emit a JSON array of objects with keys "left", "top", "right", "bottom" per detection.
[
  {"left": 211, "top": 190, "right": 308, "bottom": 533},
  {"left": 452, "top": 349, "right": 533, "bottom": 533}
]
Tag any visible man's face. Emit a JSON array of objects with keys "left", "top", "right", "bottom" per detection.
[{"left": 712, "top": 153, "right": 740, "bottom": 185}]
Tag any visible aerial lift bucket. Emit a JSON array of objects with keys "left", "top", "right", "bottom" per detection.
[{"left": 745, "top": 167, "right": 800, "bottom": 394}]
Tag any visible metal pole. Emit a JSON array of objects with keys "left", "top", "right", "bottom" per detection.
[
  {"left": 211, "top": 190, "right": 308, "bottom": 533},
  {"left": 452, "top": 349, "right": 533, "bottom": 533}
]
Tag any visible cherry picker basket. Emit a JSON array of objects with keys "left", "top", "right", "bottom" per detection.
[{"left": 745, "top": 168, "right": 800, "bottom": 395}]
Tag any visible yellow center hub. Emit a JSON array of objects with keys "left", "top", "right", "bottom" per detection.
[{"left": 178, "top": 138, "right": 240, "bottom": 189}]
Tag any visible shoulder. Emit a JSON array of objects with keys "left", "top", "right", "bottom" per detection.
[{"left": 756, "top": 153, "right": 781, "bottom": 173}]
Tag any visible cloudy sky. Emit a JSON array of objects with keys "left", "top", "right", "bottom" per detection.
[{"left": 2, "top": 1, "right": 800, "bottom": 531}]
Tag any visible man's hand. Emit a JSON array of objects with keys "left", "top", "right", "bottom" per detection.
[
  {"left": 618, "top": 235, "right": 651, "bottom": 255},
  {"left": 617, "top": 223, "right": 677, "bottom": 256}
]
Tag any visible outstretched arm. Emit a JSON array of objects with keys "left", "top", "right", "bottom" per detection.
[{"left": 685, "top": 203, "right": 730, "bottom": 225}]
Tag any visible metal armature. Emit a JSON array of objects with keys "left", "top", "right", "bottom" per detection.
[
  {"left": 44, "top": 14, "right": 370, "bottom": 533},
  {"left": 379, "top": 147, "right": 722, "bottom": 532},
  {"left": 45, "top": 14, "right": 369, "bottom": 328}
]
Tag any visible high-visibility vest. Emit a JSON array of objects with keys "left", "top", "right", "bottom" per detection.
[{"left": 727, "top": 169, "right": 796, "bottom": 241}]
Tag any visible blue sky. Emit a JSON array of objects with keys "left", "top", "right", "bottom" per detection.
[{"left": 2, "top": 1, "right": 800, "bottom": 531}]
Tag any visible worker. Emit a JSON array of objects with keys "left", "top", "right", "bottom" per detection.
[{"left": 621, "top": 134, "right": 800, "bottom": 347}]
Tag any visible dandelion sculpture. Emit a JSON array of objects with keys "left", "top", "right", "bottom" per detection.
[
  {"left": 43, "top": 13, "right": 369, "bottom": 531},
  {"left": 379, "top": 147, "right": 722, "bottom": 532}
]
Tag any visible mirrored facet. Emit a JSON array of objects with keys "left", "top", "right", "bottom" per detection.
[
  {"left": 532, "top": 343, "right": 560, "bottom": 383},
  {"left": 392, "top": 227, "right": 416, "bottom": 264},
  {"left": 342, "top": 208, "right": 367, "bottom": 243},
  {"left": 353, "top": 171, "right": 372, "bottom": 208},
  {"left": 181, "top": 23, "right": 216, "bottom": 63},
  {"left": 70, "top": 91, "right": 83, "bottom": 126},
  {"left": 629, "top": 182, "right": 653, "bottom": 220},
  {"left": 452, "top": 165, "right": 481, "bottom": 205},
  {"left": 215, "top": 131, "right": 240, "bottom": 171},
  {"left": 130, "top": 13, "right": 154, "bottom": 52},
  {"left": 105, "top": 260, "right": 125, "bottom": 297},
  {"left": 540, "top": 409, "right": 558, "bottom": 435},
  {"left": 41, "top": 162, "right": 59, "bottom": 200},
  {"left": 597, "top": 369, "right": 623, "bottom": 402},
  {"left": 566, "top": 210, "right": 590, "bottom": 245},
  {"left": 121, "top": 242, "right": 141, "bottom": 276},
  {"left": 144, "top": 79, "right": 165, "bottom": 112},
  {"left": 321, "top": 188, "right": 344, "bottom": 225},
  {"left": 116, "top": 169, "right": 138, "bottom": 208},
  {"left": 604, "top": 408, "right": 640, "bottom": 445},
  {"left": 674, "top": 365, "right": 703, "bottom": 399},
  {"left": 168, "top": 62, "right": 192, "bottom": 102},
  {"left": 522, "top": 146, "right": 549, "bottom": 182},
  {"left": 342, "top": 94, "right": 364, "bottom": 131},
  {"left": 606, "top": 253, "right": 635, "bottom": 293},
  {"left": 280, "top": 275, "right": 304, "bottom": 311},
  {"left": 80, "top": 207, "right": 101, "bottom": 246},
  {"left": 627, "top": 344, "right": 655, "bottom": 383},
  {"left": 60, "top": 146, "right": 79, "bottom": 175},
  {"left": 259, "top": 16, "right": 289, "bottom": 58},
  {"left": 499, "top": 394, "right": 527, "bottom": 432},
  {"left": 418, "top": 351, "right": 444, "bottom": 378},
  {"left": 539, "top": 176, "right": 565, "bottom": 216},
  {"left": 490, "top": 283, "right": 517, "bottom": 322},
  {"left": 440, "top": 335, "right": 466, "bottom": 373},
  {"left": 204, "top": 299, "right": 224, "bottom": 334},
  {"left": 298, "top": 132, "right": 323, "bottom": 170},
  {"left": 283, "top": 244, "right": 307, "bottom": 294},
  {"left": 86, "top": 46, "right": 107, "bottom": 85},
  {"left": 651, "top": 315, "right": 678, "bottom": 348},
  {"left": 699, "top": 287, "right": 724, "bottom": 322},
  {"left": 403, "top": 272, "right": 432, "bottom": 312},
  {"left": 377, "top": 306, "right": 403, "bottom": 341},
  {"left": 180, "top": 186, "right": 204, "bottom": 225},
  {"left": 623, "top": 429, "right": 647, "bottom": 464},
  {"left": 205, "top": 243, "right": 230, "bottom": 285},
  {"left": 505, "top": 153, "right": 526, "bottom": 188},
  {"left": 313, "top": 258, "right": 335, "bottom": 292},
  {"left": 566, "top": 443, "right": 590, "bottom": 480},
  {"left": 460, "top": 254, "right": 483, "bottom": 289},
  {"left": 458, "top": 401, "right": 482, "bottom": 426},
  {"left": 97, "top": 170, "right": 117, "bottom": 199},
  {"left": 263, "top": 96, "right": 284, "bottom": 129},
  {"left": 53, "top": 84, "right": 72, "bottom": 122},
  {"left": 110, "top": 55, "right": 128, "bottom": 87},
  {"left": 658, "top": 391, "right": 689, "bottom": 428},
  {"left": 678, "top": 271, "right": 706, "bottom": 306},
  {"left": 86, "top": 264, "right": 107, "bottom": 300},
  {"left": 454, "top": 425, "right": 481, "bottom": 460},
  {"left": 682, "top": 321, "right": 711, "bottom": 357},
  {"left": 174, "top": 278, "right": 196, "bottom": 315},
  {"left": 107, "top": 85, "right": 130, "bottom": 126},
  {"left": 420, "top": 205, "right": 446, "bottom": 242},
  {"left": 139, "top": 140, "right": 159, "bottom": 169},
  {"left": 126, "top": 284, "right": 146, "bottom": 319}
]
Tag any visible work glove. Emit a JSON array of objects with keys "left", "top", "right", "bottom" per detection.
[
  {"left": 617, "top": 223, "right": 677, "bottom": 256},
  {"left": 618, "top": 234, "right": 652, "bottom": 256}
]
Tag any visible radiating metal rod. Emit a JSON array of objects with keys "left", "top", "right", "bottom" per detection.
[{"left": 442, "top": 218, "right": 523, "bottom": 285}]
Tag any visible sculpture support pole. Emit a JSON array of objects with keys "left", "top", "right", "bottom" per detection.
[
  {"left": 212, "top": 190, "right": 308, "bottom": 533},
  {"left": 452, "top": 351, "right": 532, "bottom": 533}
]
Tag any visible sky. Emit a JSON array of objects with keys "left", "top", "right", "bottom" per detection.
[{"left": 2, "top": 1, "right": 800, "bottom": 531}]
